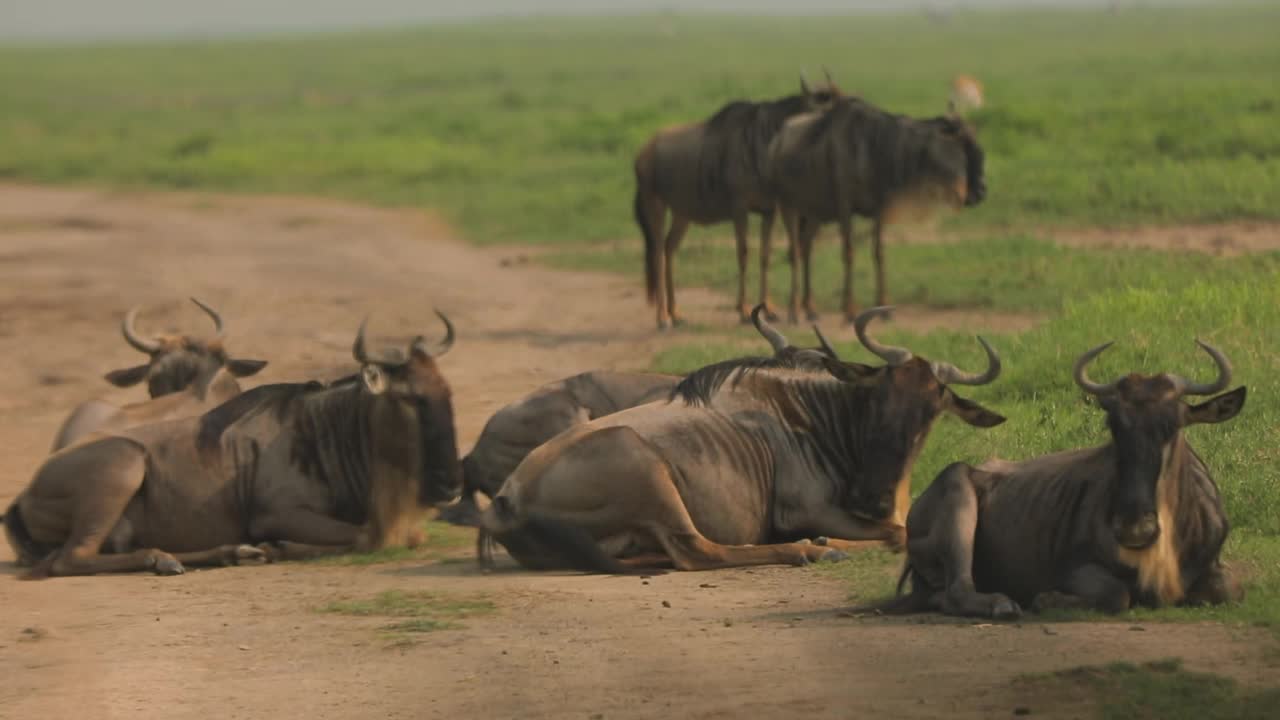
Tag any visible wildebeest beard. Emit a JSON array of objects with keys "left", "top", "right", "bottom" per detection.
[{"left": 415, "top": 396, "right": 462, "bottom": 505}]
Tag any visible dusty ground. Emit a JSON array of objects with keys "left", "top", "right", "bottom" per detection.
[{"left": 0, "top": 183, "right": 1275, "bottom": 720}]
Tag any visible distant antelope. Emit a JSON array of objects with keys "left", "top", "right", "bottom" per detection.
[{"left": 949, "top": 74, "right": 984, "bottom": 115}]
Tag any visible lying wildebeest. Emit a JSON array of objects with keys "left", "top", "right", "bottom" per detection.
[
  {"left": 51, "top": 298, "right": 268, "bottom": 451},
  {"left": 440, "top": 306, "right": 841, "bottom": 526},
  {"left": 882, "top": 340, "right": 1246, "bottom": 619},
  {"left": 477, "top": 306, "right": 1005, "bottom": 573},
  {"left": 635, "top": 71, "right": 845, "bottom": 330},
  {"left": 4, "top": 313, "right": 461, "bottom": 578},
  {"left": 768, "top": 96, "right": 987, "bottom": 323}
]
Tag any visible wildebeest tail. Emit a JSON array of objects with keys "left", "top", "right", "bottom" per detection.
[
  {"left": 3, "top": 501, "right": 52, "bottom": 569},
  {"left": 846, "top": 561, "right": 934, "bottom": 615},
  {"left": 635, "top": 185, "right": 660, "bottom": 305}
]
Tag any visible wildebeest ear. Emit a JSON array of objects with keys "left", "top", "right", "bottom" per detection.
[
  {"left": 361, "top": 364, "right": 388, "bottom": 395},
  {"left": 820, "top": 357, "right": 876, "bottom": 383},
  {"left": 1186, "top": 386, "right": 1246, "bottom": 425},
  {"left": 103, "top": 364, "right": 151, "bottom": 387},
  {"left": 947, "top": 394, "right": 1006, "bottom": 428},
  {"left": 226, "top": 358, "right": 268, "bottom": 377}
]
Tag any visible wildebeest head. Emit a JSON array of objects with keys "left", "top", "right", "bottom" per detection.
[
  {"left": 104, "top": 298, "right": 268, "bottom": 397},
  {"left": 924, "top": 113, "right": 986, "bottom": 208},
  {"left": 353, "top": 311, "right": 462, "bottom": 506},
  {"left": 817, "top": 306, "right": 1006, "bottom": 521},
  {"left": 1073, "top": 340, "right": 1246, "bottom": 550}
]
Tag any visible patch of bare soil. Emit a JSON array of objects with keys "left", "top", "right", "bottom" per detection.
[{"left": 0, "top": 183, "right": 1272, "bottom": 719}]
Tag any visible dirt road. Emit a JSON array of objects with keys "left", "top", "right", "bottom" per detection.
[{"left": 0, "top": 184, "right": 1273, "bottom": 719}]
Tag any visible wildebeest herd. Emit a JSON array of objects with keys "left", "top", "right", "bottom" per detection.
[{"left": 0, "top": 78, "right": 1248, "bottom": 621}]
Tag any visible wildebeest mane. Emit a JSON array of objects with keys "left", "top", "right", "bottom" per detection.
[
  {"left": 196, "top": 381, "right": 326, "bottom": 456},
  {"left": 697, "top": 94, "right": 815, "bottom": 200},
  {"left": 671, "top": 350, "right": 829, "bottom": 407}
]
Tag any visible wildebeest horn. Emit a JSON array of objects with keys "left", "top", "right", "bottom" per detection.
[
  {"left": 930, "top": 336, "right": 1001, "bottom": 386},
  {"left": 1073, "top": 341, "right": 1121, "bottom": 396},
  {"left": 812, "top": 325, "right": 839, "bottom": 360},
  {"left": 799, "top": 70, "right": 811, "bottom": 94},
  {"left": 822, "top": 65, "right": 835, "bottom": 86},
  {"left": 121, "top": 305, "right": 162, "bottom": 354},
  {"left": 751, "top": 304, "right": 788, "bottom": 353},
  {"left": 853, "top": 306, "right": 912, "bottom": 366},
  {"left": 1165, "top": 340, "right": 1231, "bottom": 397},
  {"left": 424, "top": 309, "right": 455, "bottom": 358},
  {"left": 353, "top": 316, "right": 372, "bottom": 364},
  {"left": 189, "top": 297, "right": 225, "bottom": 339}
]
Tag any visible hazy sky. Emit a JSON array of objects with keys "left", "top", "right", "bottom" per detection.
[{"left": 1, "top": 1, "right": 1141, "bottom": 41}]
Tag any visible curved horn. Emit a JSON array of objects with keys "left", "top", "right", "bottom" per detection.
[
  {"left": 751, "top": 304, "right": 788, "bottom": 353},
  {"left": 930, "top": 336, "right": 1001, "bottom": 386},
  {"left": 853, "top": 306, "right": 912, "bottom": 366},
  {"left": 1165, "top": 339, "right": 1231, "bottom": 397},
  {"left": 430, "top": 309, "right": 455, "bottom": 357},
  {"left": 352, "top": 316, "right": 371, "bottom": 364},
  {"left": 189, "top": 297, "right": 225, "bottom": 339},
  {"left": 799, "top": 69, "right": 812, "bottom": 94},
  {"left": 822, "top": 65, "right": 835, "bottom": 86},
  {"left": 121, "top": 305, "right": 162, "bottom": 354},
  {"left": 1073, "top": 341, "right": 1120, "bottom": 396},
  {"left": 812, "top": 324, "right": 840, "bottom": 360}
]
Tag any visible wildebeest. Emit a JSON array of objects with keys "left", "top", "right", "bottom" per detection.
[
  {"left": 440, "top": 305, "right": 842, "bottom": 526},
  {"left": 767, "top": 96, "right": 987, "bottom": 323},
  {"left": 635, "top": 71, "right": 845, "bottom": 330},
  {"left": 51, "top": 298, "right": 268, "bottom": 451},
  {"left": 4, "top": 313, "right": 461, "bottom": 578},
  {"left": 882, "top": 340, "right": 1246, "bottom": 619},
  {"left": 477, "top": 306, "right": 1005, "bottom": 573}
]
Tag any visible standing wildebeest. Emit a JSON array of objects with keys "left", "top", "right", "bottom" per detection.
[
  {"left": 440, "top": 305, "right": 842, "bottom": 526},
  {"left": 477, "top": 306, "right": 1005, "bottom": 573},
  {"left": 768, "top": 97, "right": 987, "bottom": 323},
  {"left": 884, "top": 340, "right": 1246, "bottom": 619},
  {"left": 635, "top": 72, "right": 844, "bottom": 330},
  {"left": 4, "top": 313, "right": 461, "bottom": 578},
  {"left": 51, "top": 298, "right": 268, "bottom": 450}
]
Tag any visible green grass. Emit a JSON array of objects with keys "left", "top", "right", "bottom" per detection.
[
  {"left": 1, "top": 5, "right": 1278, "bottom": 251},
  {"left": 309, "top": 520, "right": 473, "bottom": 566},
  {"left": 320, "top": 589, "right": 495, "bottom": 644},
  {"left": 551, "top": 235, "right": 1280, "bottom": 315},
  {"left": 1015, "top": 659, "right": 1280, "bottom": 720},
  {"left": 663, "top": 278, "right": 1280, "bottom": 628}
]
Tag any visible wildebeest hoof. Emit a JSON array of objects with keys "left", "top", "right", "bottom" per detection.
[
  {"left": 992, "top": 597, "right": 1022, "bottom": 620},
  {"left": 797, "top": 538, "right": 812, "bottom": 545},
  {"left": 230, "top": 544, "right": 268, "bottom": 565},
  {"left": 805, "top": 309, "right": 820, "bottom": 322},
  {"left": 152, "top": 554, "right": 185, "bottom": 576},
  {"left": 819, "top": 548, "right": 849, "bottom": 563},
  {"left": 813, "top": 536, "right": 830, "bottom": 546}
]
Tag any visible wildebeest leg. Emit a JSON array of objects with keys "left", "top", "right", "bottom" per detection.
[
  {"left": 249, "top": 509, "right": 366, "bottom": 550},
  {"left": 618, "top": 553, "right": 676, "bottom": 570},
  {"left": 733, "top": 211, "right": 751, "bottom": 323},
  {"left": 757, "top": 209, "right": 780, "bottom": 321},
  {"left": 24, "top": 439, "right": 188, "bottom": 578},
  {"left": 661, "top": 216, "right": 690, "bottom": 329},
  {"left": 838, "top": 215, "right": 857, "bottom": 323},
  {"left": 803, "top": 506, "right": 907, "bottom": 551},
  {"left": 781, "top": 206, "right": 803, "bottom": 323},
  {"left": 255, "top": 540, "right": 357, "bottom": 562},
  {"left": 910, "top": 463, "right": 1021, "bottom": 619},
  {"left": 164, "top": 545, "right": 269, "bottom": 568},
  {"left": 1183, "top": 562, "right": 1242, "bottom": 606},
  {"left": 1032, "top": 564, "right": 1131, "bottom": 614},
  {"left": 800, "top": 217, "right": 822, "bottom": 322},
  {"left": 871, "top": 216, "right": 888, "bottom": 307}
]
